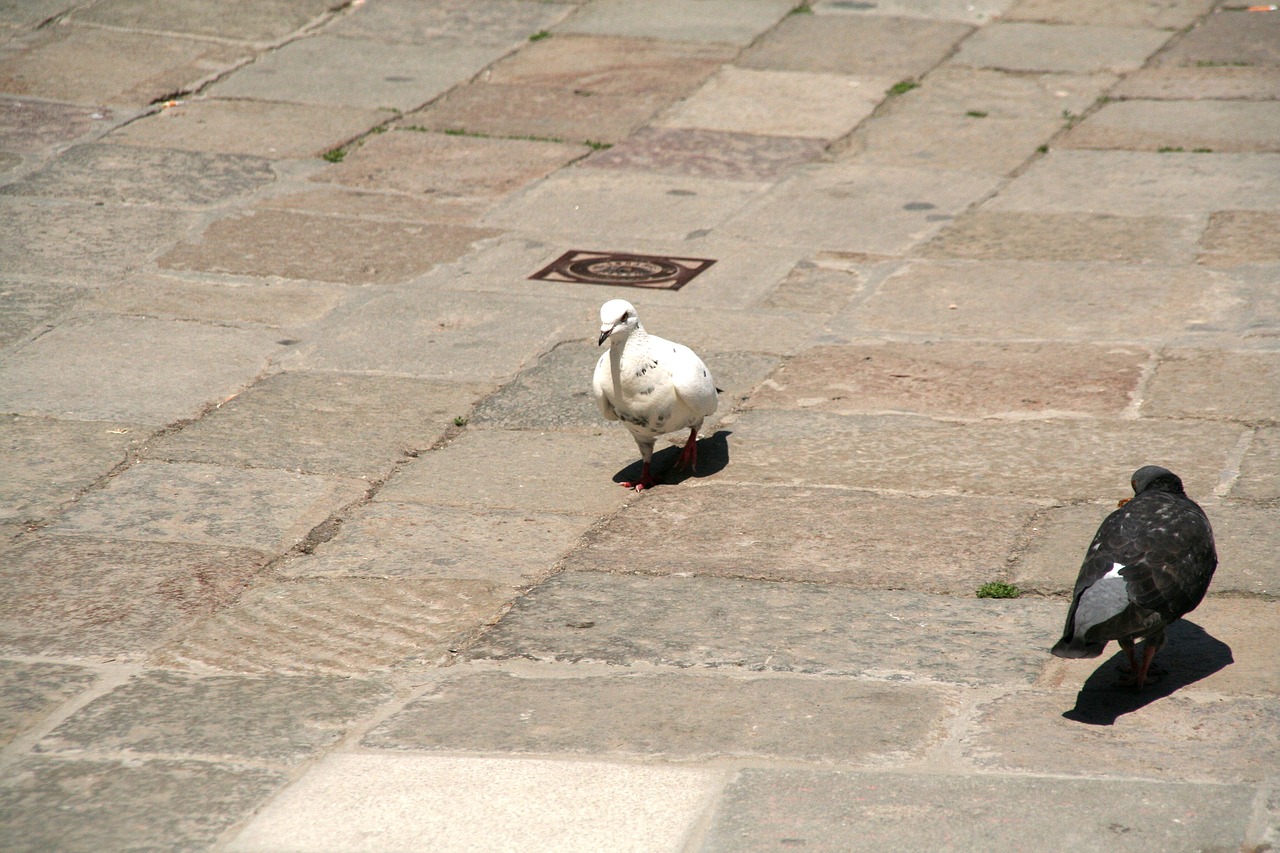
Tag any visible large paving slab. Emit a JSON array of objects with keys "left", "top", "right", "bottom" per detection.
[
  {"left": 719, "top": 410, "right": 1242, "bottom": 499},
  {"left": 0, "top": 142, "right": 275, "bottom": 207},
  {"left": 148, "top": 372, "right": 486, "bottom": 479},
  {"left": 151, "top": 577, "right": 512, "bottom": 675},
  {"left": 0, "top": 756, "right": 285, "bottom": 853},
  {"left": 81, "top": 272, "right": 346, "bottom": 328},
  {"left": 0, "top": 414, "right": 139, "bottom": 527},
  {"left": 721, "top": 164, "right": 1001, "bottom": 254},
  {"left": 965, "top": 690, "right": 1280, "bottom": 783},
  {"left": 1142, "top": 348, "right": 1280, "bottom": 424},
  {"left": 1114, "top": 64, "right": 1280, "bottom": 101},
  {"left": 326, "top": 0, "right": 574, "bottom": 47},
  {"left": 1235, "top": 427, "right": 1280, "bottom": 502},
  {"left": 36, "top": 670, "right": 391, "bottom": 765},
  {"left": 0, "top": 535, "right": 269, "bottom": 660},
  {"left": 949, "top": 22, "right": 1170, "bottom": 73},
  {"left": 737, "top": 12, "right": 971, "bottom": 77},
  {"left": 1197, "top": 211, "right": 1280, "bottom": 267},
  {"left": 556, "top": 0, "right": 795, "bottom": 45},
  {"left": 259, "top": 185, "right": 488, "bottom": 226},
  {"left": 842, "top": 260, "right": 1237, "bottom": 340},
  {"left": 46, "top": 460, "right": 366, "bottom": 552},
  {"left": 0, "top": 660, "right": 97, "bottom": 747},
  {"left": 582, "top": 127, "right": 825, "bottom": 181},
  {"left": 0, "top": 1, "right": 79, "bottom": 28},
  {"left": 282, "top": 501, "right": 591, "bottom": 586},
  {"left": 0, "top": 97, "right": 116, "bottom": 154},
  {"left": 70, "top": 0, "right": 337, "bottom": 43},
  {"left": 918, "top": 210, "right": 1201, "bottom": 263},
  {"left": 701, "top": 768, "right": 1259, "bottom": 852},
  {"left": 564, "top": 483, "right": 1037, "bottom": 593},
  {"left": 750, "top": 341, "right": 1148, "bottom": 417},
  {"left": 207, "top": 35, "right": 503, "bottom": 111},
  {"left": 159, "top": 208, "right": 498, "bottom": 285},
  {"left": 656, "top": 67, "right": 891, "bottom": 140},
  {"left": 1062, "top": 100, "right": 1280, "bottom": 154},
  {"left": 467, "top": 572, "right": 1063, "bottom": 686},
  {"left": 756, "top": 254, "right": 875, "bottom": 315},
  {"left": 1150, "top": 8, "right": 1280, "bottom": 69},
  {"left": 364, "top": 668, "right": 956, "bottom": 764},
  {"left": 0, "top": 315, "right": 283, "bottom": 425},
  {"left": 225, "top": 753, "right": 721, "bottom": 853},
  {"left": 1003, "top": 0, "right": 1213, "bottom": 29}
]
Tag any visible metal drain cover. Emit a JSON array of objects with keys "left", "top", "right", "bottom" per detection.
[{"left": 529, "top": 250, "right": 716, "bottom": 291}]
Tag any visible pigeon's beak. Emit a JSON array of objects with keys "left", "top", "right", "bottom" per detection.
[{"left": 597, "top": 326, "right": 612, "bottom": 346}]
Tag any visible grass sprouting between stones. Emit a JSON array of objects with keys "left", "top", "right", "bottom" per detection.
[
  {"left": 529, "top": 30, "right": 551, "bottom": 42},
  {"left": 966, "top": 110, "right": 989, "bottom": 118},
  {"left": 452, "top": 416, "right": 469, "bottom": 427},
  {"left": 322, "top": 146, "right": 346, "bottom": 163},
  {"left": 888, "top": 80, "right": 919, "bottom": 96},
  {"left": 977, "top": 582, "right": 1022, "bottom": 599}
]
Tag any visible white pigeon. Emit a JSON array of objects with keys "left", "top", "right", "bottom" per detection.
[{"left": 592, "top": 299, "right": 718, "bottom": 491}]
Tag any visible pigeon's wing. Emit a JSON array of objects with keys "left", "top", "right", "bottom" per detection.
[
  {"left": 667, "top": 342, "right": 718, "bottom": 420},
  {"left": 592, "top": 351, "right": 620, "bottom": 421},
  {"left": 1113, "top": 493, "right": 1218, "bottom": 620}
]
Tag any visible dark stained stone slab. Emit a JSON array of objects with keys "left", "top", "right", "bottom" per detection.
[
  {"left": 581, "top": 127, "right": 824, "bottom": 181},
  {"left": 364, "top": 669, "right": 956, "bottom": 763},
  {"left": 737, "top": 13, "right": 971, "bottom": 77},
  {"left": 0, "top": 660, "right": 97, "bottom": 747},
  {"left": 467, "top": 572, "right": 1063, "bottom": 686},
  {"left": 1198, "top": 210, "right": 1280, "bottom": 267},
  {"left": 0, "top": 98, "right": 115, "bottom": 153}
]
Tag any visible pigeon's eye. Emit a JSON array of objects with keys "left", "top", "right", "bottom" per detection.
[{"left": 621, "top": 312, "right": 630, "bottom": 322}]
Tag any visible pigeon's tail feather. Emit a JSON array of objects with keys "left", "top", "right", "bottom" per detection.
[{"left": 1051, "top": 637, "right": 1107, "bottom": 659}]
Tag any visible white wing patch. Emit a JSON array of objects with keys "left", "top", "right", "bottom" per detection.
[{"left": 1103, "top": 562, "right": 1126, "bottom": 579}]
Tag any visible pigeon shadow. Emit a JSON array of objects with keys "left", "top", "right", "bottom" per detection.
[
  {"left": 612, "top": 430, "right": 731, "bottom": 489},
  {"left": 1061, "top": 619, "right": 1233, "bottom": 726}
]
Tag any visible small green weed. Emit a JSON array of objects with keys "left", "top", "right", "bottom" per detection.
[
  {"left": 322, "top": 146, "right": 346, "bottom": 163},
  {"left": 965, "top": 109, "right": 989, "bottom": 118},
  {"left": 452, "top": 416, "right": 469, "bottom": 427},
  {"left": 529, "top": 29, "right": 551, "bottom": 41},
  {"left": 888, "top": 80, "right": 919, "bottom": 96},
  {"left": 1036, "top": 144, "right": 1049, "bottom": 153},
  {"left": 584, "top": 140, "right": 612, "bottom": 150},
  {"left": 1158, "top": 146, "right": 1185, "bottom": 152},
  {"left": 977, "top": 582, "right": 1021, "bottom": 599},
  {"left": 790, "top": 2, "right": 814, "bottom": 13}
]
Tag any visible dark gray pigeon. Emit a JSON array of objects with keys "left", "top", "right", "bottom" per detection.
[{"left": 1051, "top": 465, "right": 1217, "bottom": 687}]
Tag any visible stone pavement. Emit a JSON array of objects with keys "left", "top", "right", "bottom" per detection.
[{"left": 1, "top": 0, "right": 1278, "bottom": 850}]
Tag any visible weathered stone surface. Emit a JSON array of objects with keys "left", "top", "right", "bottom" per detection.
[
  {"left": 722, "top": 164, "right": 1001, "bottom": 254},
  {"left": 657, "top": 67, "right": 890, "bottom": 140},
  {"left": 1143, "top": 348, "right": 1280, "bottom": 423},
  {"left": 284, "top": 501, "right": 591, "bottom": 586},
  {"left": 468, "top": 572, "right": 1063, "bottom": 685},
  {"left": 844, "top": 260, "right": 1236, "bottom": 340},
  {"left": 0, "top": 756, "right": 284, "bottom": 853},
  {"left": 152, "top": 577, "right": 511, "bottom": 674},
  {"left": 109, "top": 98, "right": 388, "bottom": 158},
  {"left": 1004, "top": 0, "right": 1213, "bottom": 29},
  {"left": 721, "top": 410, "right": 1241, "bottom": 499},
  {"left": 1, "top": 276, "right": 88, "bottom": 348},
  {"left": 920, "top": 210, "right": 1201, "bottom": 263},
  {"left": 1150, "top": 9, "right": 1280, "bottom": 69},
  {"left": 159, "top": 209, "right": 498, "bottom": 285},
  {"left": 0, "top": 26, "right": 250, "bottom": 107},
  {"left": 82, "top": 273, "right": 346, "bottom": 327},
  {"left": 208, "top": 35, "right": 504, "bottom": 111},
  {"left": 565, "top": 483, "right": 1036, "bottom": 593},
  {"left": 0, "top": 97, "right": 115, "bottom": 153},
  {"left": 376, "top": 430, "right": 635, "bottom": 516},
  {"left": 1198, "top": 210, "right": 1280, "bottom": 267},
  {"left": 328, "top": 0, "right": 573, "bottom": 47},
  {"left": 950, "top": 22, "right": 1170, "bottom": 73},
  {"left": 1114, "top": 65, "right": 1280, "bottom": 101},
  {"left": 72, "top": 0, "right": 337, "bottom": 42},
  {"left": 751, "top": 341, "right": 1147, "bottom": 417},
  {"left": 760, "top": 257, "right": 868, "bottom": 314},
  {"left": 365, "top": 668, "right": 955, "bottom": 763},
  {"left": 149, "top": 372, "right": 485, "bottom": 479},
  {"left": 986, "top": 150, "right": 1280, "bottom": 215},
  {"left": 225, "top": 753, "right": 721, "bottom": 853},
  {"left": 0, "top": 535, "right": 268, "bottom": 659},
  {"left": 739, "top": 12, "right": 970, "bottom": 77},
  {"left": 846, "top": 111, "right": 1058, "bottom": 175},
  {"left": 965, "top": 690, "right": 1280, "bottom": 783},
  {"left": 260, "top": 186, "right": 486, "bottom": 225},
  {"left": 0, "top": 315, "right": 283, "bottom": 425},
  {"left": 0, "top": 660, "right": 96, "bottom": 746},
  {"left": 0, "top": 1, "right": 79, "bottom": 27},
  {"left": 1063, "top": 100, "right": 1280, "bottom": 153},
  {"left": 702, "top": 768, "right": 1257, "bottom": 852},
  {"left": 1236, "top": 427, "right": 1280, "bottom": 501},
  {"left": 37, "top": 670, "right": 391, "bottom": 764},
  {"left": 582, "top": 127, "right": 825, "bottom": 181},
  {"left": 556, "top": 0, "right": 795, "bottom": 45},
  {"left": 47, "top": 460, "right": 366, "bottom": 552}
]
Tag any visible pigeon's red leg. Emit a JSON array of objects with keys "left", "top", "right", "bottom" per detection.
[
  {"left": 620, "top": 461, "right": 656, "bottom": 492},
  {"left": 675, "top": 428, "right": 699, "bottom": 472},
  {"left": 1133, "top": 643, "right": 1159, "bottom": 688}
]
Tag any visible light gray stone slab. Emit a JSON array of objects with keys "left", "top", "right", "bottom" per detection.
[
  {"left": 0, "top": 535, "right": 268, "bottom": 659},
  {"left": 208, "top": 35, "right": 504, "bottom": 111},
  {"left": 0, "top": 142, "right": 275, "bottom": 207},
  {"left": 0, "top": 414, "right": 139, "bottom": 527},
  {"left": 1063, "top": 100, "right": 1280, "bottom": 153},
  {"left": 1004, "top": 0, "right": 1213, "bottom": 29},
  {"left": 0, "top": 279, "right": 82, "bottom": 349},
  {"left": 985, "top": 150, "right": 1280, "bottom": 214},
  {"left": 1114, "top": 65, "right": 1280, "bottom": 101},
  {"left": 226, "top": 753, "right": 720, "bottom": 853},
  {"left": 0, "top": 660, "right": 96, "bottom": 747},
  {"left": 582, "top": 127, "right": 825, "bottom": 182},
  {"left": 483, "top": 168, "right": 771, "bottom": 242},
  {"left": 468, "top": 572, "right": 1064, "bottom": 686},
  {"left": 72, "top": 0, "right": 337, "bottom": 42},
  {"left": 260, "top": 185, "right": 487, "bottom": 225},
  {"left": 0, "top": 315, "right": 284, "bottom": 425},
  {"left": 0, "top": 756, "right": 285, "bottom": 853},
  {"left": 844, "top": 260, "right": 1237, "bottom": 340},
  {"left": 82, "top": 273, "right": 346, "bottom": 327},
  {"left": 0, "top": 1, "right": 79, "bottom": 27},
  {"left": 108, "top": 98, "right": 389, "bottom": 159},
  {"left": 812, "top": 0, "right": 1013, "bottom": 23},
  {"left": 149, "top": 372, "right": 486, "bottom": 479},
  {"left": 376, "top": 430, "right": 636, "bottom": 516},
  {"left": 1143, "top": 349, "right": 1280, "bottom": 423},
  {"left": 721, "top": 410, "right": 1242, "bottom": 499},
  {"left": 1237, "top": 427, "right": 1280, "bottom": 501},
  {"left": 722, "top": 164, "right": 1001, "bottom": 254},
  {"left": 919, "top": 210, "right": 1202, "bottom": 263},
  {"left": 966, "top": 690, "right": 1280, "bottom": 783},
  {"left": 845, "top": 112, "right": 1060, "bottom": 175},
  {"left": 565, "top": 483, "right": 1036, "bottom": 594},
  {"left": 1198, "top": 210, "right": 1280, "bottom": 267},
  {"left": 285, "top": 501, "right": 592, "bottom": 585},
  {"left": 751, "top": 341, "right": 1147, "bottom": 417},
  {"left": 152, "top": 577, "right": 512, "bottom": 675},
  {"left": 0, "top": 97, "right": 116, "bottom": 154},
  {"left": 1151, "top": 8, "right": 1280, "bottom": 69},
  {"left": 557, "top": 0, "right": 795, "bottom": 45},
  {"left": 738, "top": 12, "right": 971, "bottom": 77},
  {"left": 46, "top": 460, "right": 366, "bottom": 552},
  {"left": 657, "top": 67, "right": 891, "bottom": 140},
  {"left": 365, "top": 669, "right": 955, "bottom": 763},
  {"left": 37, "top": 670, "right": 391, "bottom": 765},
  {"left": 702, "top": 768, "right": 1257, "bottom": 852},
  {"left": 328, "top": 0, "right": 574, "bottom": 47},
  {"left": 950, "top": 22, "right": 1171, "bottom": 73},
  {"left": 874, "top": 66, "right": 1119, "bottom": 121}
]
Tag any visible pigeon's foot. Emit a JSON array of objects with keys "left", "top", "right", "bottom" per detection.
[
  {"left": 1115, "top": 643, "right": 1161, "bottom": 688},
  {"left": 620, "top": 462, "right": 657, "bottom": 492},
  {"left": 674, "top": 428, "right": 699, "bottom": 473}
]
